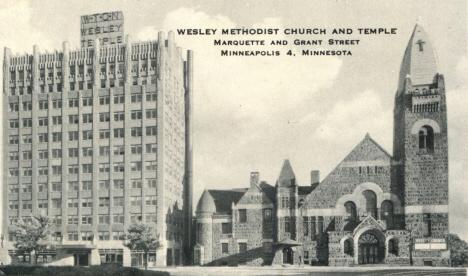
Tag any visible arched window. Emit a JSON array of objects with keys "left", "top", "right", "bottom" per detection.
[
  {"left": 380, "top": 200, "right": 394, "bottom": 230},
  {"left": 344, "top": 201, "right": 357, "bottom": 221},
  {"left": 388, "top": 238, "right": 398, "bottom": 255},
  {"left": 362, "top": 190, "right": 377, "bottom": 219},
  {"left": 419, "top": 126, "right": 434, "bottom": 153},
  {"left": 344, "top": 239, "right": 353, "bottom": 255}
]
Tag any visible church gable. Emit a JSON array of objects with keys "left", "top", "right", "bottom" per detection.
[
  {"left": 342, "top": 133, "right": 392, "bottom": 163},
  {"left": 304, "top": 134, "right": 393, "bottom": 209},
  {"left": 353, "top": 215, "right": 384, "bottom": 235}
]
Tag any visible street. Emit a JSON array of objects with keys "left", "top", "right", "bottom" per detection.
[{"left": 155, "top": 266, "right": 467, "bottom": 276}]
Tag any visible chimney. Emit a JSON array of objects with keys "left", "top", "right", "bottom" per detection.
[
  {"left": 250, "top": 172, "right": 259, "bottom": 187},
  {"left": 311, "top": 170, "right": 320, "bottom": 186}
]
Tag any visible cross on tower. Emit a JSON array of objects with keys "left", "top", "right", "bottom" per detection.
[{"left": 416, "top": 39, "right": 426, "bottom": 51}]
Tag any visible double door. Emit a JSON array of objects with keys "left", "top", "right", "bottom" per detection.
[{"left": 360, "top": 244, "right": 379, "bottom": 264}]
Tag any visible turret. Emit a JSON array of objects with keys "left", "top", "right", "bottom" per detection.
[{"left": 195, "top": 189, "right": 216, "bottom": 265}]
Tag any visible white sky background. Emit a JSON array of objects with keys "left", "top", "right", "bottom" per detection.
[{"left": 0, "top": 0, "right": 467, "bottom": 239}]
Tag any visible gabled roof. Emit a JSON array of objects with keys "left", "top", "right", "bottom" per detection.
[
  {"left": 207, "top": 189, "right": 245, "bottom": 214},
  {"left": 277, "top": 159, "right": 296, "bottom": 187},
  {"left": 298, "top": 186, "right": 316, "bottom": 196},
  {"left": 353, "top": 215, "right": 385, "bottom": 235},
  {"left": 341, "top": 133, "right": 392, "bottom": 163},
  {"left": 398, "top": 24, "right": 439, "bottom": 94},
  {"left": 259, "top": 182, "right": 276, "bottom": 203}
]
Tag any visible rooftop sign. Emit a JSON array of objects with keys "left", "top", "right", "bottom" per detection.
[{"left": 80, "top": 11, "right": 124, "bottom": 48}]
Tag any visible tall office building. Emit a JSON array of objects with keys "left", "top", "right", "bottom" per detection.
[{"left": 1, "top": 11, "right": 193, "bottom": 266}]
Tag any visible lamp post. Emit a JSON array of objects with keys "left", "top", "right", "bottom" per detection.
[{"left": 409, "top": 230, "right": 414, "bottom": 266}]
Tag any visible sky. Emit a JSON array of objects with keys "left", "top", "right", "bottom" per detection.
[{"left": 0, "top": 0, "right": 467, "bottom": 239}]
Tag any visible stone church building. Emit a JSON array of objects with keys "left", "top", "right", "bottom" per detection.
[{"left": 194, "top": 24, "right": 450, "bottom": 267}]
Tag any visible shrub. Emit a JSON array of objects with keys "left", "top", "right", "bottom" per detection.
[
  {"left": 1, "top": 265, "right": 169, "bottom": 276},
  {"left": 0, "top": 266, "right": 39, "bottom": 275}
]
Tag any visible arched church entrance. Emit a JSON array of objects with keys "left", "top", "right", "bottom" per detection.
[{"left": 358, "top": 232, "right": 381, "bottom": 264}]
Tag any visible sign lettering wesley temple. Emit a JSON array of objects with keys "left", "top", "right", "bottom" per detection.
[{"left": 80, "top": 11, "right": 124, "bottom": 48}]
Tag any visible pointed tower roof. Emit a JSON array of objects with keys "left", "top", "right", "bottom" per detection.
[
  {"left": 277, "top": 159, "right": 296, "bottom": 187},
  {"left": 397, "top": 23, "right": 439, "bottom": 94},
  {"left": 196, "top": 189, "right": 217, "bottom": 213}
]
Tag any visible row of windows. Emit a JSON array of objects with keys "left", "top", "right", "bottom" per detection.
[
  {"left": 10, "top": 113, "right": 157, "bottom": 127},
  {"left": 9, "top": 76, "right": 158, "bottom": 95},
  {"left": 9, "top": 214, "right": 156, "bottom": 229},
  {"left": 8, "top": 179, "right": 157, "bottom": 194},
  {"left": 8, "top": 160, "right": 157, "bottom": 176},
  {"left": 8, "top": 127, "right": 157, "bottom": 144},
  {"left": 237, "top": 208, "right": 272, "bottom": 223},
  {"left": 8, "top": 195, "right": 158, "bottom": 210},
  {"left": 9, "top": 145, "right": 157, "bottom": 161},
  {"left": 12, "top": 93, "right": 157, "bottom": 112}
]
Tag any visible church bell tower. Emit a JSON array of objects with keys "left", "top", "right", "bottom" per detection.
[{"left": 393, "top": 24, "right": 449, "bottom": 238}]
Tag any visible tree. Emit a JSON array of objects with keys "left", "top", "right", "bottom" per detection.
[
  {"left": 9, "top": 214, "right": 52, "bottom": 265},
  {"left": 124, "top": 221, "right": 163, "bottom": 270},
  {"left": 446, "top": 233, "right": 468, "bottom": 267}
]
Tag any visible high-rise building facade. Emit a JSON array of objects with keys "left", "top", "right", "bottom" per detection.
[
  {"left": 1, "top": 11, "right": 193, "bottom": 267},
  {"left": 194, "top": 24, "right": 451, "bottom": 267}
]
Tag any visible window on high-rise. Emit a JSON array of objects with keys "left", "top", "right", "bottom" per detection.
[
  {"left": 82, "top": 147, "right": 93, "bottom": 157},
  {"left": 146, "top": 92, "right": 157, "bottom": 101},
  {"left": 131, "top": 110, "right": 142, "bottom": 120},
  {"left": 113, "top": 180, "right": 124, "bottom": 189},
  {"left": 9, "top": 119, "right": 19, "bottom": 129},
  {"left": 99, "top": 146, "right": 110, "bottom": 156},
  {"left": 23, "top": 102, "right": 32, "bottom": 111},
  {"left": 99, "top": 113, "right": 110, "bottom": 122},
  {"left": 114, "top": 112, "right": 125, "bottom": 122},
  {"left": 114, "top": 163, "right": 124, "bottom": 172},
  {"left": 69, "top": 115, "right": 79, "bottom": 124},
  {"left": 146, "top": 144, "right": 157, "bottom": 153},
  {"left": 145, "top": 161, "right": 157, "bottom": 171},
  {"left": 82, "top": 114, "right": 93, "bottom": 124},
  {"left": 82, "top": 130, "right": 93, "bottom": 140},
  {"left": 69, "top": 148, "right": 79, "bottom": 157},
  {"left": 131, "top": 196, "right": 142, "bottom": 206},
  {"left": 114, "top": 128, "right": 124, "bottom": 138},
  {"left": 146, "top": 126, "right": 157, "bottom": 136},
  {"left": 131, "top": 93, "right": 142, "bottom": 103},
  {"left": 69, "top": 98, "right": 79, "bottom": 107},
  {"left": 131, "top": 144, "right": 142, "bottom": 154},
  {"left": 52, "top": 132, "right": 62, "bottom": 142},
  {"left": 69, "top": 131, "right": 79, "bottom": 141},
  {"left": 146, "top": 109, "right": 157, "bottom": 119},
  {"left": 146, "top": 179, "right": 157, "bottom": 188},
  {"left": 9, "top": 103, "right": 19, "bottom": 112},
  {"left": 99, "top": 163, "right": 110, "bottom": 173},
  {"left": 99, "top": 180, "right": 110, "bottom": 190},
  {"left": 131, "top": 179, "right": 142, "bottom": 189},
  {"left": 131, "top": 162, "right": 142, "bottom": 172},
  {"left": 99, "top": 129, "right": 110, "bottom": 139},
  {"left": 52, "top": 100, "right": 62, "bottom": 109},
  {"left": 114, "top": 95, "right": 125, "bottom": 104},
  {"left": 83, "top": 97, "right": 93, "bottom": 106},
  {"left": 38, "top": 101, "right": 48, "bottom": 110},
  {"left": 100, "top": 96, "right": 110, "bottom": 105},
  {"left": 131, "top": 127, "right": 142, "bottom": 137},
  {"left": 113, "top": 197, "right": 124, "bottom": 207},
  {"left": 99, "top": 197, "right": 110, "bottom": 207}
]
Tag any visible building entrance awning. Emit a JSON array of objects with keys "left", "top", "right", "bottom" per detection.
[{"left": 277, "top": 238, "right": 302, "bottom": 247}]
